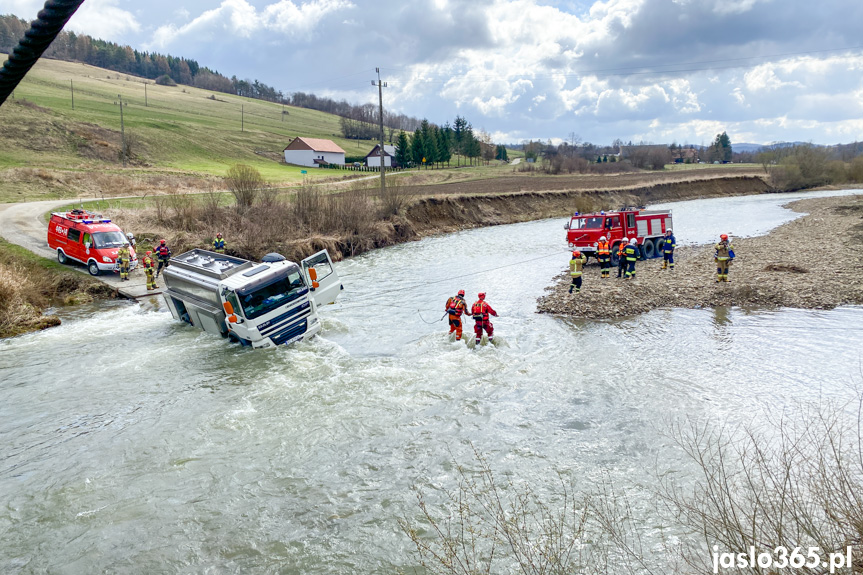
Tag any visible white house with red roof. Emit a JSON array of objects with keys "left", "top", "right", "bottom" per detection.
[{"left": 283, "top": 137, "right": 346, "bottom": 167}]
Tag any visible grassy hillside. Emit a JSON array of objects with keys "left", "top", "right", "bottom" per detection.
[{"left": 0, "top": 54, "right": 389, "bottom": 201}]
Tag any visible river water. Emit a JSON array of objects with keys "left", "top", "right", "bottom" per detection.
[{"left": 2, "top": 189, "right": 862, "bottom": 574}]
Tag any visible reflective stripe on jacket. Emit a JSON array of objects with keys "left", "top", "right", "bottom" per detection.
[
  {"left": 624, "top": 244, "right": 640, "bottom": 261},
  {"left": 596, "top": 242, "right": 610, "bottom": 257},
  {"left": 663, "top": 235, "right": 676, "bottom": 253},
  {"left": 569, "top": 255, "right": 587, "bottom": 276}
]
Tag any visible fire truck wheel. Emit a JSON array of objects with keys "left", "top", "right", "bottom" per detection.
[
  {"left": 642, "top": 239, "right": 655, "bottom": 259},
  {"left": 57, "top": 249, "right": 67, "bottom": 264},
  {"left": 655, "top": 238, "right": 664, "bottom": 253},
  {"left": 610, "top": 246, "right": 620, "bottom": 267},
  {"left": 87, "top": 260, "right": 101, "bottom": 276}
]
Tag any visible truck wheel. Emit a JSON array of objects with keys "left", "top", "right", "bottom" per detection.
[
  {"left": 642, "top": 239, "right": 655, "bottom": 259},
  {"left": 57, "top": 249, "right": 67, "bottom": 264},
  {"left": 87, "top": 260, "right": 101, "bottom": 276},
  {"left": 655, "top": 238, "right": 664, "bottom": 255},
  {"left": 610, "top": 245, "right": 620, "bottom": 267}
]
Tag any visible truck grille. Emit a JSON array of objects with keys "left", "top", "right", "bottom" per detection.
[
  {"left": 257, "top": 301, "right": 311, "bottom": 336},
  {"left": 270, "top": 319, "right": 308, "bottom": 346}
]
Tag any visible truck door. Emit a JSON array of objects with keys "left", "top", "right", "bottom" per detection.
[{"left": 301, "top": 250, "right": 342, "bottom": 307}]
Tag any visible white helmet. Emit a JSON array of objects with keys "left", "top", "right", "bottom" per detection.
[
  {"left": 599, "top": 236, "right": 607, "bottom": 242},
  {"left": 126, "top": 232, "right": 134, "bottom": 240},
  {"left": 621, "top": 237, "right": 628, "bottom": 243},
  {"left": 629, "top": 238, "right": 637, "bottom": 245},
  {"left": 666, "top": 228, "right": 672, "bottom": 234}
]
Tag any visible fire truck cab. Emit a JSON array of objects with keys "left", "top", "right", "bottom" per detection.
[
  {"left": 48, "top": 209, "right": 137, "bottom": 276},
  {"left": 565, "top": 208, "right": 673, "bottom": 265}
]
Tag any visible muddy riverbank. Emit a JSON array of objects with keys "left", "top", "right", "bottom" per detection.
[{"left": 537, "top": 194, "right": 863, "bottom": 318}]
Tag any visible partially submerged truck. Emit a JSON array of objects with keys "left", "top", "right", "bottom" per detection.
[{"left": 162, "top": 249, "right": 342, "bottom": 348}]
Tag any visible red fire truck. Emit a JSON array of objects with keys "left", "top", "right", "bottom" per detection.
[
  {"left": 565, "top": 207, "right": 673, "bottom": 265},
  {"left": 48, "top": 209, "right": 137, "bottom": 275}
]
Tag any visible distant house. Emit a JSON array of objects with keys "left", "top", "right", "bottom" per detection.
[
  {"left": 283, "top": 137, "right": 346, "bottom": 168},
  {"left": 365, "top": 144, "right": 397, "bottom": 168}
]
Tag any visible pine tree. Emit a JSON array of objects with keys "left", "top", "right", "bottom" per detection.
[{"left": 395, "top": 132, "right": 410, "bottom": 168}]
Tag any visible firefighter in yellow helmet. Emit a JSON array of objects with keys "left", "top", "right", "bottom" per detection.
[
  {"left": 116, "top": 243, "right": 131, "bottom": 281},
  {"left": 143, "top": 250, "right": 158, "bottom": 290},
  {"left": 569, "top": 250, "right": 587, "bottom": 293}
]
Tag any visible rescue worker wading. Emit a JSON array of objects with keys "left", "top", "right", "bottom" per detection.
[
  {"left": 116, "top": 244, "right": 131, "bottom": 281},
  {"left": 596, "top": 236, "right": 611, "bottom": 278},
  {"left": 661, "top": 228, "right": 677, "bottom": 270},
  {"left": 714, "top": 234, "right": 735, "bottom": 283},
  {"left": 143, "top": 250, "right": 158, "bottom": 290},
  {"left": 155, "top": 239, "right": 172, "bottom": 278},
  {"left": 212, "top": 233, "right": 226, "bottom": 254},
  {"left": 569, "top": 250, "right": 587, "bottom": 293},
  {"left": 471, "top": 292, "right": 498, "bottom": 345},
  {"left": 616, "top": 238, "right": 629, "bottom": 278},
  {"left": 445, "top": 289, "right": 468, "bottom": 341},
  {"left": 624, "top": 238, "right": 640, "bottom": 280}
]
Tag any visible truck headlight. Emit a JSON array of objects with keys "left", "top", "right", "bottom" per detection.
[{"left": 102, "top": 256, "right": 113, "bottom": 263}]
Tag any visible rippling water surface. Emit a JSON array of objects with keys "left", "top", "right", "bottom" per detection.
[{"left": 1, "top": 190, "right": 862, "bottom": 573}]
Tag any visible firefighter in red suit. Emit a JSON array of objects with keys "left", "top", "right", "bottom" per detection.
[
  {"left": 445, "top": 289, "right": 468, "bottom": 340},
  {"left": 471, "top": 292, "right": 498, "bottom": 345}
]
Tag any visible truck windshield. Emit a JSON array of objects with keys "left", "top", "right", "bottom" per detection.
[
  {"left": 92, "top": 231, "right": 127, "bottom": 248},
  {"left": 239, "top": 270, "right": 307, "bottom": 320},
  {"left": 570, "top": 217, "right": 604, "bottom": 229}
]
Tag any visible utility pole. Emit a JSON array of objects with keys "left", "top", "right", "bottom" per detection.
[
  {"left": 70, "top": 79, "right": 74, "bottom": 110},
  {"left": 372, "top": 68, "right": 387, "bottom": 196},
  {"left": 241, "top": 104, "right": 244, "bottom": 132},
  {"left": 144, "top": 82, "right": 148, "bottom": 107},
  {"left": 114, "top": 94, "right": 126, "bottom": 167}
]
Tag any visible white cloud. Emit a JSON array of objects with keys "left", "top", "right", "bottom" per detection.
[
  {"left": 148, "top": 0, "right": 353, "bottom": 49},
  {"left": 67, "top": 0, "right": 141, "bottom": 39}
]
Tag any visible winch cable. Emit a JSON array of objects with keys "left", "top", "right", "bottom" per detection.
[
  {"left": 0, "top": 0, "right": 87, "bottom": 107},
  {"left": 335, "top": 248, "right": 570, "bottom": 311}
]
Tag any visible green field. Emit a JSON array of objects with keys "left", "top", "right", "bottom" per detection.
[{"left": 0, "top": 55, "right": 404, "bottom": 200}]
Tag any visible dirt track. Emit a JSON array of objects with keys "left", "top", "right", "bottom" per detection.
[{"left": 537, "top": 195, "right": 863, "bottom": 318}]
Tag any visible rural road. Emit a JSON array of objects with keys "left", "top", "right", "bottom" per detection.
[{"left": 0, "top": 199, "right": 160, "bottom": 299}]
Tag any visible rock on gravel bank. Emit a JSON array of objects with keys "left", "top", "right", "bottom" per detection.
[{"left": 537, "top": 195, "right": 863, "bottom": 319}]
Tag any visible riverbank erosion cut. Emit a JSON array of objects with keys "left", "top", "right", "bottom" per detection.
[
  {"left": 402, "top": 175, "right": 771, "bottom": 239},
  {"left": 537, "top": 194, "right": 863, "bottom": 319}
]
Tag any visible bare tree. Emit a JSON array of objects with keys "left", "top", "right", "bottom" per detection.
[{"left": 224, "top": 164, "right": 263, "bottom": 211}]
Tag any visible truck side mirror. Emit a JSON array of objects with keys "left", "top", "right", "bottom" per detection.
[
  {"left": 564, "top": 222, "right": 569, "bottom": 229},
  {"left": 308, "top": 267, "right": 319, "bottom": 289},
  {"left": 227, "top": 315, "right": 238, "bottom": 324},
  {"left": 223, "top": 301, "right": 234, "bottom": 315}
]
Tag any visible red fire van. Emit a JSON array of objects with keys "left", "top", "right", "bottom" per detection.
[{"left": 48, "top": 209, "right": 137, "bottom": 275}]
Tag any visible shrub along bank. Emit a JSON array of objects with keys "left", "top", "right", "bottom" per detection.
[{"left": 0, "top": 239, "right": 116, "bottom": 338}]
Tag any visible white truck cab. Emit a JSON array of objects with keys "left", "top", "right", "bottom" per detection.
[{"left": 162, "top": 249, "right": 342, "bottom": 348}]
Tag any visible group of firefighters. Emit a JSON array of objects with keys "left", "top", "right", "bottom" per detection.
[
  {"left": 567, "top": 229, "right": 736, "bottom": 293},
  {"left": 444, "top": 290, "right": 498, "bottom": 345},
  {"left": 118, "top": 232, "right": 226, "bottom": 290}
]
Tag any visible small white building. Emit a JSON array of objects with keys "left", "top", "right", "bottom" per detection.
[
  {"left": 283, "top": 137, "right": 346, "bottom": 168},
  {"left": 365, "top": 144, "right": 397, "bottom": 168}
]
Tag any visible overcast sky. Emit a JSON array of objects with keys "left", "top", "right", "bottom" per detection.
[{"left": 2, "top": 0, "right": 862, "bottom": 146}]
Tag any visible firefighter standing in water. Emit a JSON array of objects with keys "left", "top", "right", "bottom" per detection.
[
  {"left": 212, "top": 233, "right": 226, "bottom": 254},
  {"left": 116, "top": 243, "right": 131, "bottom": 281},
  {"left": 616, "top": 237, "right": 629, "bottom": 278},
  {"left": 445, "top": 289, "right": 468, "bottom": 341},
  {"left": 661, "top": 228, "right": 677, "bottom": 270},
  {"left": 596, "top": 236, "right": 611, "bottom": 278},
  {"left": 143, "top": 250, "right": 158, "bottom": 290},
  {"left": 569, "top": 250, "right": 587, "bottom": 293},
  {"left": 624, "top": 238, "right": 641, "bottom": 280},
  {"left": 714, "top": 234, "right": 735, "bottom": 282},
  {"left": 471, "top": 292, "right": 498, "bottom": 345},
  {"left": 154, "top": 239, "right": 172, "bottom": 278}
]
